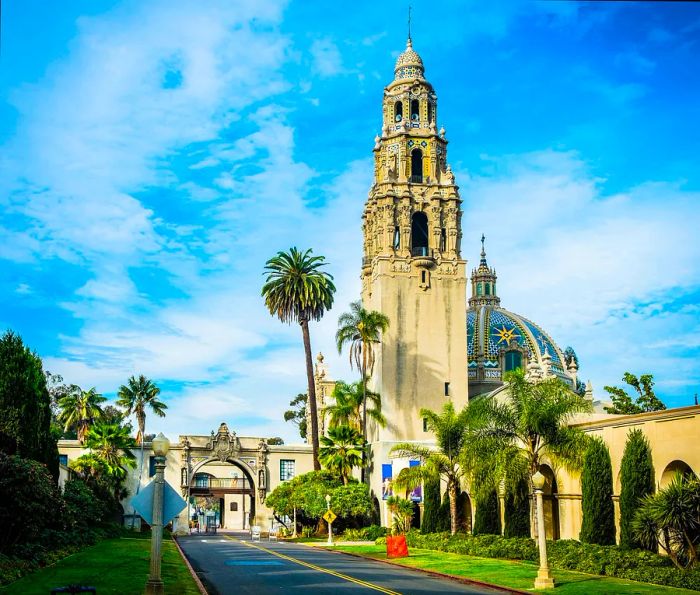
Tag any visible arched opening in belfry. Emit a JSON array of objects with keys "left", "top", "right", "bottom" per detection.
[
  {"left": 411, "top": 99, "right": 420, "bottom": 122},
  {"left": 394, "top": 101, "right": 403, "bottom": 122},
  {"left": 427, "top": 101, "right": 433, "bottom": 124},
  {"left": 411, "top": 148, "right": 423, "bottom": 183},
  {"left": 393, "top": 228, "right": 400, "bottom": 250},
  {"left": 411, "top": 212, "right": 429, "bottom": 256}
]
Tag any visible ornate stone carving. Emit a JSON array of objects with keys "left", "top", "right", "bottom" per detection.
[
  {"left": 206, "top": 422, "right": 241, "bottom": 462},
  {"left": 391, "top": 260, "right": 411, "bottom": 273},
  {"left": 257, "top": 439, "right": 269, "bottom": 504}
]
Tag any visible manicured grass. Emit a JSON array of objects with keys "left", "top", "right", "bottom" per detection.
[
  {"left": 0, "top": 535, "right": 200, "bottom": 595},
  {"left": 331, "top": 545, "right": 698, "bottom": 594}
]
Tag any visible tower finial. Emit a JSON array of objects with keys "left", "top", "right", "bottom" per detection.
[
  {"left": 480, "top": 233, "right": 487, "bottom": 264},
  {"left": 408, "top": 5, "right": 412, "bottom": 43}
]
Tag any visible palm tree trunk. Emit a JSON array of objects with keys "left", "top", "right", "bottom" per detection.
[
  {"left": 361, "top": 348, "right": 368, "bottom": 484},
  {"left": 301, "top": 319, "right": 321, "bottom": 470},
  {"left": 448, "top": 477, "right": 459, "bottom": 535}
]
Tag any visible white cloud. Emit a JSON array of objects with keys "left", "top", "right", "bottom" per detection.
[{"left": 310, "top": 38, "right": 343, "bottom": 77}]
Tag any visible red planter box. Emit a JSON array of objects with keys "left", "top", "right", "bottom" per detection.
[{"left": 386, "top": 535, "right": 409, "bottom": 558}]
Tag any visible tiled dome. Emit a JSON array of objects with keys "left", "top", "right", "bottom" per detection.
[{"left": 394, "top": 38, "right": 425, "bottom": 80}]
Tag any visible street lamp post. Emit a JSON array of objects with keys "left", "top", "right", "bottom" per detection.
[
  {"left": 325, "top": 494, "right": 333, "bottom": 546},
  {"left": 532, "top": 470, "right": 554, "bottom": 589},
  {"left": 145, "top": 433, "right": 170, "bottom": 595}
]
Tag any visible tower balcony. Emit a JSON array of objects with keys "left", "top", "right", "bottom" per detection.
[{"left": 411, "top": 246, "right": 435, "bottom": 268}]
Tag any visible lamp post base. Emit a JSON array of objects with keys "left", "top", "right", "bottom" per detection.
[
  {"left": 145, "top": 578, "right": 165, "bottom": 594},
  {"left": 534, "top": 568, "right": 555, "bottom": 589}
]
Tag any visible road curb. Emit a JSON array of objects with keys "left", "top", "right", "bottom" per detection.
[
  {"left": 301, "top": 543, "right": 528, "bottom": 595},
  {"left": 172, "top": 536, "right": 209, "bottom": 595}
]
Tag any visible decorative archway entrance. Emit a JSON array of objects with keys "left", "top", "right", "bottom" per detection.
[{"left": 179, "top": 423, "right": 270, "bottom": 530}]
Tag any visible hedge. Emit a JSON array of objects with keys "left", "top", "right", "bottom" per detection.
[{"left": 396, "top": 531, "right": 700, "bottom": 591}]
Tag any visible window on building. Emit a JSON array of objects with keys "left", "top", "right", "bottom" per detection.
[
  {"left": 410, "top": 148, "right": 423, "bottom": 183},
  {"left": 193, "top": 473, "right": 211, "bottom": 487},
  {"left": 422, "top": 417, "right": 429, "bottom": 432},
  {"left": 280, "top": 459, "right": 296, "bottom": 481},
  {"left": 58, "top": 454, "right": 68, "bottom": 467},
  {"left": 440, "top": 228, "right": 446, "bottom": 252},
  {"left": 393, "top": 228, "right": 400, "bottom": 249},
  {"left": 505, "top": 351, "right": 523, "bottom": 372},
  {"left": 411, "top": 99, "right": 420, "bottom": 121},
  {"left": 444, "top": 382, "right": 450, "bottom": 396},
  {"left": 485, "top": 283, "right": 491, "bottom": 295},
  {"left": 394, "top": 101, "right": 403, "bottom": 122},
  {"left": 427, "top": 102, "right": 433, "bottom": 123},
  {"left": 411, "top": 212, "right": 429, "bottom": 255},
  {"left": 477, "top": 282, "right": 483, "bottom": 296},
  {"left": 421, "top": 270, "right": 426, "bottom": 284}
]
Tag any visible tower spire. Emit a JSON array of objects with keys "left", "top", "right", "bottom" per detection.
[
  {"left": 469, "top": 236, "right": 500, "bottom": 307},
  {"left": 408, "top": 5, "right": 412, "bottom": 42}
]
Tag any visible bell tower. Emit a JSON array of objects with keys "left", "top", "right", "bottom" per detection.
[{"left": 362, "top": 37, "right": 468, "bottom": 443}]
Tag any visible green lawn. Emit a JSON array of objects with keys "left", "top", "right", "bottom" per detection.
[
  {"left": 0, "top": 535, "right": 200, "bottom": 595},
  {"left": 331, "top": 545, "right": 698, "bottom": 595}
]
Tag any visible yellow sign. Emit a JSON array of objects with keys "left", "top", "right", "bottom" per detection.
[{"left": 323, "top": 510, "right": 337, "bottom": 524}]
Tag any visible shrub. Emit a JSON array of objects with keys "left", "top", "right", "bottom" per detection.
[
  {"left": 0, "top": 454, "right": 65, "bottom": 554},
  {"left": 473, "top": 488, "right": 501, "bottom": 536},
  {"left": 580, "top": 438, "right": 616, "bottom": 545},
  {"left": 504, "top": 477, "right": 530, "bottom": 538},
  {"left": 619, "top": 429, "right": 655, "bottom": 549},
  {"left": 401, "top": 530, "right": 700, "bottom": 591},
  {"left": 342, "top": 525, "right": 387, "bottom": 541},
  {"left": 421, "top": 474, "right": 441, "bottom": 533},
  {"left": 301, "top": 526, "right": 316, "bottom": 538}
]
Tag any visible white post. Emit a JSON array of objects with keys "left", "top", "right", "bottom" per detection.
[
  {"left": 292, "top": 507, "right": 298, "bottom": 538},
  {"left": 532, "top": 471, "right": 554, "bottom": 589}
]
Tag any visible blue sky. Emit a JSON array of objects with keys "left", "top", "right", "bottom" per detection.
[{"left": 1, "top": 0, "right": 699, "bottom": 441}]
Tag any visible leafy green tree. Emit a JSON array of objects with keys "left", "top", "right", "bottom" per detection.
[
  {"left": 392, "top": 402, "right": 474, "bottom": 535},
  {"left": 604, "top": 372, "right": 666, "bottom": 414},
  {"left": 504, "top": 476, "right": 530, "bottom": 538},
  {"left": 421, "top": 474, "right": 442, "bottom": 533},
  {"left": 579, "top": 437, "right": 616, "bottom": 545},
  {"left": 0, "top": 331, "right": 58, "bottom": 477},
  {"left": 284, "top": 393, "right": 308, "bottom": 440},
  {"left": 323, "top": 380, "right": 386, "bottom": 432},
  {"left": 473, "top": 488, "right": 501, "bottom": 536},
  {"left": 319, "top": 425, "right": 364, "bottom": 485},
  {"left": 469, "top": 369, "right": 591, "bottom": 536},
  {"left": 436, "top": 491, "right": 451, "bottom": 532},
  {"left": 116, "top": 374, "right": 166, "bottom": 495},
  {"left": 101, "top": 405, "right": 125, "bottom": 426},
  {"left": 57, "top": 386, "right": 106, "bottom": 444},
  {"left": 633, "top": 473, "right": 700, "bottom": 569},
  {"left": 619, "top": 428, "right": 656, "bottom": 549},
  {"left": 267, "top": 437, "right": 284, "bottom": 445},
  {"left": 262, "top": 248, "right": 336, "bottom": 470}
]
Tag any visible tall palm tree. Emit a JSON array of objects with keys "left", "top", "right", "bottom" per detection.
[
  {"left": 319, "top": 425, "right": 365, "bottom": 485},
  {"left": 323, "top": 380, "right": 386, "bottom": 432},
  {"left": 468, "top": 369, "right": 592, "bottom": 535},
  {"left": 336, "top": 300, "right": 389, "bottom": 480},
  {"left": 57, "top": 386, "right": 106, "bottom": 444},
  {"left": 116, "top": 375, "right": 167, "bottom": 493},
  {"left": 262, "top": 247, "right": 336, "bottom": 470},
  {"left": 391, "top": 401, "right": 474, "bottom": 535}
]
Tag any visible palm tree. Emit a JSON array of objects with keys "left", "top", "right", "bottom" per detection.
[
  {"left": 391, "top": 401, "right": 474, "bottom": 535},
  {"left": 323, "top": 380, "right": 386, "bottom": 432},
  {"left": 262, "top": 247, "right": 336, "bottom": 470},
  {"left": 336, "top": 300, "right": 389, "bottom": 480},
  {"left": 469, "top": 369, "right": 592, "bottom": 536},
  {"left": 72, "top": 420, "right": 137, "bottom": 499},
  {"left": 319, "top": 425, "right": 365, "bottom": 485},
  {"left": 116, "top": 375, "right": 167, "bottom": 493},
  {"left": 57, "top": 386, "right": 106, "bottom": 443}
]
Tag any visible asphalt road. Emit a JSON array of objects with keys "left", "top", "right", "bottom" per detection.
[{"left": 177, "top": 534, "right": 511, "bottom": 595}]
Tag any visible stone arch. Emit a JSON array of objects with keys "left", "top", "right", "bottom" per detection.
[
  {"left": 410, "top": 148, "right": 423, "bottom": 183},
  {"left": 190, "top": 457, "right": 257, "bottom": 530},
  {"left": 660, "top": 459, "right": 696, "bottom": 489},
  {"left": 411, "top": 211, "right": 429, "bottom": 256},
  {"left": 538, "top": 464, "right": 560, "bottom": 540}
]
